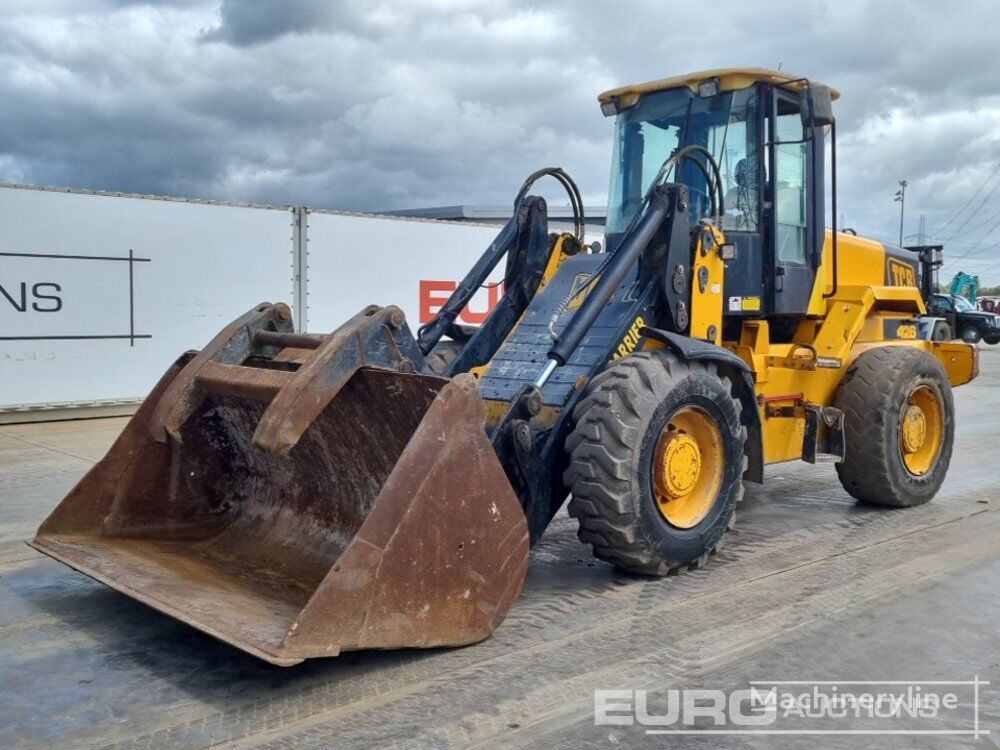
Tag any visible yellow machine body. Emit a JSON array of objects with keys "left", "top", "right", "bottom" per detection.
[{"left": 656, "top": 228, "right": 978, "bottom": 465}]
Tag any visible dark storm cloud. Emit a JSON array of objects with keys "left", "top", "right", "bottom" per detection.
[
  {"left": 200, "top": 0, "right": 366, "bottom": 46},
  {"left": 3, "top": 0, "right": 1000, "bottom": 279}
]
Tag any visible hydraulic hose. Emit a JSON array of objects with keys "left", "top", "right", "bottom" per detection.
[
  {"left": 416, "top": 167, "right": 584, "bottom": 355},
  {"left": 515, "top": 167, "right": 586, "bottom": 242}
]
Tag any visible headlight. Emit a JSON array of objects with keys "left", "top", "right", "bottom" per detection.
[{"left": 698, "top": 78, "right": 721, "bottom": 98}]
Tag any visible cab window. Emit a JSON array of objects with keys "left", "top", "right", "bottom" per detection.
[
  {"left": 953, "top": 296, "right": 973, "bottom": 311},
  {"left": 773, "top": 99, "right": 808, "bottom": 264},
  {"left": 606, "top": 86, "right": 760, "bottom": 246}
]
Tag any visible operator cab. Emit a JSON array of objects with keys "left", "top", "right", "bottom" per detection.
[{"left": 599, "top": 68, "right": 837, "bottom": 325}]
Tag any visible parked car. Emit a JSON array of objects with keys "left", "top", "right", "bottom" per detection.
[{"left": 929, "top": 293, "right": 1000, "bottom": 344}]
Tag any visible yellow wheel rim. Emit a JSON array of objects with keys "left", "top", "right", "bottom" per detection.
[
  {"left": 900, "top": 385, "right": 944, "bottom": 476},
  {"left": 653, "top": 406, "right": 723, "bottom": 529}
]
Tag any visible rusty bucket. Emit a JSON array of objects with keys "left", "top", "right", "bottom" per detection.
[{"left": 30, "top": 303, "right": 529, "bottom": 665}]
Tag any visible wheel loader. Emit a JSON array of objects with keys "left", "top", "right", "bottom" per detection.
[{"left": 31, "top": 68, "right": 978, "bottom": 665}]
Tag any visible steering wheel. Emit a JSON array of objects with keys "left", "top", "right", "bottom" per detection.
[{"left": 646, "top": 145, "right": 725, "bottom": 224}]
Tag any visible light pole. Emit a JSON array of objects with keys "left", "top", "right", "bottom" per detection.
[{"left": 894, "top": 179, "right": 908, "bottom": 247}]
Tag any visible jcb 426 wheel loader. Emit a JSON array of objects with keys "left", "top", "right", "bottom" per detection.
[{"left": 32, "top": 68, "right": 978, "bottom": 665}]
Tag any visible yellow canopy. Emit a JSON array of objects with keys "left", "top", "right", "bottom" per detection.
[{"left": 598, "top": 67, "right": 840, "bottom": 109}]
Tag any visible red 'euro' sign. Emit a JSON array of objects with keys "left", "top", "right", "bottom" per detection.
[{"left": 419, "top": 280, "right": 504, "bottom": 324}]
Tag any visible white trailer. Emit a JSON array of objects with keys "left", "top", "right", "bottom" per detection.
[{"left": 0, "top": 184, "right": 500, "bottom": 420}]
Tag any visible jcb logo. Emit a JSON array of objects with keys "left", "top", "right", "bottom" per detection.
[
  {"left": 887, "top": 258, "right": 917, "bottom": 288},
  {"left": 612, "top": 316, "right": 646, "bottom": 360}
]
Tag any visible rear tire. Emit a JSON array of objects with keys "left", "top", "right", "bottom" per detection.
[
  {"left": 961, "top": 325, "right": 982, "bottom": 344},
  {"left": 564, "top": 350, "right": 745, "bottom": 575},
  {"left": 835, "top": 347, "right": 954, "bottom": 507}
]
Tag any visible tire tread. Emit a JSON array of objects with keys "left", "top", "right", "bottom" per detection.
[{"left": 564, "top": 350, "right": 744, "bottom": 575}]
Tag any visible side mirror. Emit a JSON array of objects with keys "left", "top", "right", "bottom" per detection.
[{"left": 800, "top": 84, "right": 834, "bottom": 128}]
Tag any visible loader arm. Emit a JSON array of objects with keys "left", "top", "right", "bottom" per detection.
[
  {"left": 474, "top": 181, "right": 698, "bottom": 540},
  {"left": 417, "top": 167, "right": 584, "bottom": 374},
  {"left": 440, "top": 196, "right": 552, "bottom": 376}
]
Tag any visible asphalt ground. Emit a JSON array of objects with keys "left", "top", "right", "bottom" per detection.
[{"left": 1, "top": 349, "right": 998, "bottom": 749}]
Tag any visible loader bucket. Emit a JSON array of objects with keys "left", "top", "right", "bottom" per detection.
[{"left": 30, "top": 303, "right": 529, "bottom": 665}]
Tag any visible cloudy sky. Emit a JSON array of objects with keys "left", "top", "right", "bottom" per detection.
[{"left": 3, "top": 0, "right": 1000, "bottom": 281}]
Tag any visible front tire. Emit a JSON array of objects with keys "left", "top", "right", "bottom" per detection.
[
  {"left": 835, "top": 347, "right": 954, "bottom": 507},
  {"left": 564, "top": 350, "right": 745, "bottom": 575},
  {"left": 932, "top": 322, "right": 952, "bottom": 342},
  {"left": 961, "top": 325, "right": 982, "bottom": 344}
]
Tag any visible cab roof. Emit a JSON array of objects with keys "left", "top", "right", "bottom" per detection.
[{"left": 597, "top": 67, "right": 840, "bottom": 109}]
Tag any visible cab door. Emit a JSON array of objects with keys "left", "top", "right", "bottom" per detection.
[
  {"left": 767, "top": 90, "right": 820, "bottom": 315},
  {"left": 930, "top": 295, "right": 958, "bottom": 333}
]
